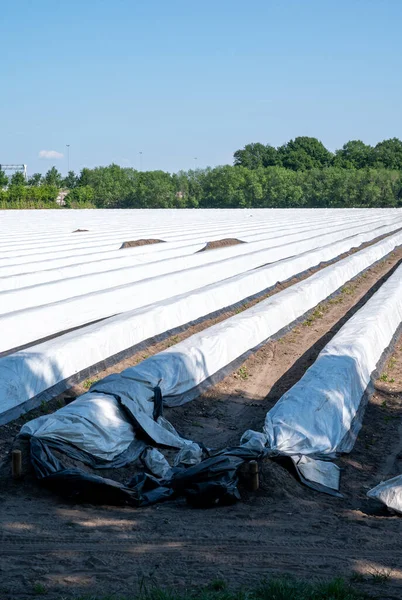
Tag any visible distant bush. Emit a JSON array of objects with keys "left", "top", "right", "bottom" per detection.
[{"left": 0, "top": 185, "right": 59, "bottom": 209}]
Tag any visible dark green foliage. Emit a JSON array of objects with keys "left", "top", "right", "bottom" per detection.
[
  {"left": 278, "top": 137, "right": 333, "bottom": 171},
  {"left": 333, "top": 141, "right": 374, "bottom": 169},
  {"left": 63, "top": 170, "right": 79, "bottom": 189},
  {"left": 64, "top": 185, "right": 96, "bottom": 208},
  {"left": 27, "top": 173, "right": 43, "bottom": 186},
  {"left": 0, "top": 170, "right": 8, "bottom": 187},
  {"left": 0, "top": 185, "right": 58, "bottom": 208},
  {"left": 10, "top": 171, "right": 26, "bottom": 186},
  {"left": 43, "top": 166, "right": 63, "bottom": 188},
  {"left": 234, "top": 143, "right": 281, "bottom": 169},
  {"left": 372, "top": 138, "right": 402, "bottom": 170},
  {"left": 77, "top": 164, "right": 137, "bottom": 207}
]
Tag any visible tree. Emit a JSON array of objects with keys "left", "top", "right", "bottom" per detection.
[
  {"left": 27, "top": 173, "right": 43, "bottom": 186},
  {"left": 200, "top": 165, "right": 250, "bottom": 208},
  {"left": 44, "top": 167, "right": 63, "bottom": 188},
  {"left": 234, "top": 143, "right": 280, "bottom": 169},
  {"left": 278, "top": 137, "right": 333, "bottom": 170},
  {"left": 333, "top": 140, "right": 373, "bottom": 169},
  {"left": 0, "top": 170, "right": 8, "bottom": 188},
  {"left": 128, "top": 171, "right": 176, "bottom": 208},
  {"left": 372, "top": 138, "right": 402, "bottom": 170},
  {"left": 28, "top": 185, "right": 59, "bottom": 204},
  {"left": 262, "top": 167, "right": 305, "bottom": 207},
  {"left": 77, "top": 164, "right": 137, "bottom": 207},
  {"left": 10, "top": 171, "right": 26, "bottom": 186},
  {"left": 63, "top": 170, "right": 79, "bottom": 189},
  {"left": 65, "top": 186, "right": 95, "bottom": 207}
]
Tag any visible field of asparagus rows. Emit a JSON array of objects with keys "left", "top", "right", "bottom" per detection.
[{"left": 1, "top": 207, "right": 402, "bottom": 429}]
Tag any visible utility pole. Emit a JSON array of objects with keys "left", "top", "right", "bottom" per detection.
[{"left": 66, "top": 145, "right": 70, "bottom": 173}]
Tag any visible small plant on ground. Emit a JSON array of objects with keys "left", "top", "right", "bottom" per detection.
[
  {"left": 55, "top": 398, "right": 64, "bottom": 409},
  {"left": 379, "top": 373, "right": 395, "bottom": 383},
  {"left": 83, "top": 378, "right": 99, "bottom": 390},
  {"left": 208, "top": 579, "right": 227, "bottom": 591},
  {"left": 237, "top": 366, "right": 249, "bottom": 380},
  {"left": 369, "top": 568, "right": 391, "bottom": 584},
  {"left": 32, "top": 582, "right": 47, "bottom": 595},
  {"left": 388, "top": 357, "right": 397, "bottom": 370},
  {"left": 302, "top": 304, "right": 330, "bottom": 327},
  {"left": 340, "top": 285, "right": 355, "bottom": 296},
  {"left": 167, "top": 335, "right": 180, "bottom": 348}
]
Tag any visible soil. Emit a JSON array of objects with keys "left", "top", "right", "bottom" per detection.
[
  {"left": 197, "top": 238, "right": 244, "bottom": 252},
  {"left": 1, "top": 246, "right": 402, "bottom": 599},
  {"left": 120, "top": 239, "right": 165, "bottom": 249}
]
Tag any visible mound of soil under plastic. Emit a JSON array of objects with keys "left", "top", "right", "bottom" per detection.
[
  {"left": 120, "top": 239, "right": 165, "bottom": 249},
  {"left": 197, "top": 238, "right": 244, "bottom": 252}
]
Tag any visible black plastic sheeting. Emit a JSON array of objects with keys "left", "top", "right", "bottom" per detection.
[{"left": 29, "top": 435, "right": 265, "bottom": 508}]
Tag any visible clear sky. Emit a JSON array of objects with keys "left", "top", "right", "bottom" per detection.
[{"left": 1, "top": 0, "right": 401, "bottom": 175}]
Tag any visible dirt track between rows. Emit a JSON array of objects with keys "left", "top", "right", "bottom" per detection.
[{"left": 1, "top": 246, "right": 402, "bottom": 599}]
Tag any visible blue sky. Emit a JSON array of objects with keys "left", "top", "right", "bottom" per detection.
[{"left": 1, "top": 0, "right": 401, "bottom": 175}]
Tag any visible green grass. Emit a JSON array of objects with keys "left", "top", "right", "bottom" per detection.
[
  {"left": 350, "top": 572, "right": 365, "bottom": 584},
  {"left": 73, "top": 576, "right": 372, "bottom": 600},
  {"left": 369, "top": 568, "right": 391, "bottom": 585},
  {"left": 33, "top": 582, "right": 48, "bottom": 595}
]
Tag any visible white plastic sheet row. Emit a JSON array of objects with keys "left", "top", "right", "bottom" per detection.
[
  {"left": 0, "top": 209, "right": 393, "bottom": 269},
  {"left": 1, "top": 217, "right": 399, "bottom": 314},
  {"left": 367, "top": 475, "right": 402, "bottom": 514},
  {"left": 1, "top": 214, "right": 389, "bottom": 291},
  {"left": 15, "top": 228, "right": 402, "bottom": 466},
  {"left": 263, "top": 261, "right": 402, "bottom": 457},
  {"left": 0, "top": 209, "right": 363, "bottom": 262},
  {"left": 0, "top": 215, "right": 350, "bottom": 276},
  {"left": 241, "top": 261, "right": 402, "bottom": 492},
  {"left": 2, "top": 226, "right": 402, "bottom": 422},
  {"left": 1, "top": 219, "right": 400, "bottom": 355}
]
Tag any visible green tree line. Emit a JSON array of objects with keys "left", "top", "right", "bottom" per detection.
[
  {"left": 1, "top": 137, "right": 402, "bottom": 209},
  {"left": 233, "top": 137, "right": 402, "bottom": 171}
]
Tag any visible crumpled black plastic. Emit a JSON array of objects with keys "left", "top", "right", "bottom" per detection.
[{"left": 29, "top": 436, "right": 264, "bottom": 508}]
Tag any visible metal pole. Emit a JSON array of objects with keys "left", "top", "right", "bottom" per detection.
[
  {"left": 139, "top": 151, "right": 143, "bottom": 171},
  {"left": 66, "top": 145, "right": 70, "bottom": 172}
]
